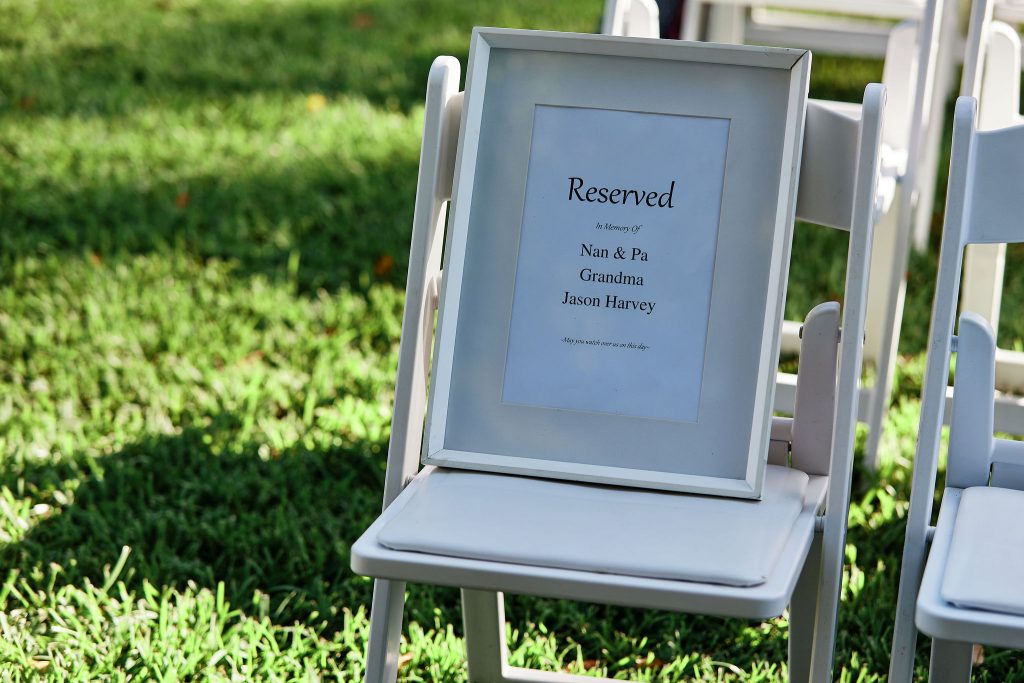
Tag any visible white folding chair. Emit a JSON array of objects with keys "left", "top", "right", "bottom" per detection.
[
  {"left": 600, "top": 0, "right": 659, "bottom": 37},
  {"left": 602, "top": 0, "right": 938, "bottom": 468},
  {"left": 889, "top": 96, "right": 1024, "bottom": 682},
  {"left": 678, "top": 0, "right": 933, "bottom": 57},
  {"left": 994, "top": 0, "right": 1024, "bottom": 24},
  {"left": 351, "top": 42, "right": 887, "bottom": 681},
  {"left": 608, "top": 0, "right": 955, "bottom": 249},
  {"left": 957, "top": 0, "right": 1024, "bottom": 437}
]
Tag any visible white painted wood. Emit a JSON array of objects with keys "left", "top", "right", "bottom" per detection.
[
  {"left": 601, "top": 0, "right": 659, "bottom": 38},
  {"left": 861, "top": 189, "right": 904, "bottom": 466},
  {"left": 745, "top": 12, "right": 890, "bottom": 57},
  {"left": 965, "top": 128, "right": 1024, "bottom": 246},
  {"left": 888, "top": 96, "right": 977, "bottom": 683},
  {"left": 995, "top": 0, "right": 1024, "bottom": 24},
  {"left": 706, "top": 5, "right": 745, "bottom": 43},
  {"left": 960, "top": 242, "right": 1006, "bottom": 330},
  {"left": 364, "top": 579, "right": 407, "bottom": 683},
  {"left": 928, "top": 639, "right": 974, "bottom": 683},
  {"left": 356, "top": 49, "right": 885, "bottom": 681},
  {"left": 959, "top": 11, "right": 1019, "bottom": 333},
  {"left": 681, "top": 0, "right": 926, "bottom": 46},
  {"left": 376, "top": 466, "right": 812, "bottom": 587},
  {"left": 354, "top": 466, "right": 826, "bottom": 618},
  {"left": 889, "top": 98, "right": 1024, "bottom": 683},
  {"left": 787, "top": 532, "right": 823, "bottom": 683},
  {"left": 978, "top": 23, "right": 1022, "bottom": 132},
  {"left": 387, "top": 57, "right": 459, "bottom": 512},
  {"left": 807, "top": 82, "right": 885, "bottom": 683},
  {"left": 859, "top": 3, "right": 946, "bottom": 466},
  {"left": 769, "top": 416, "right": 793, "bottom": 466},
  {"left": 996, "top": 348, "right": 1024, "bottom": 393},
  {"left": 959, "top": 6, "right": 1024, "bottom": 424},
  {"left": 791, "top": 304, "right": 840, "bottom": 477},
  {"left": 990, "top": 438, "right": 1024, "bottom": 488},
  {"left": 880, "top": 22, "right": 920, "bottom": 155},
  {"left": 946, "top": 313, "right": 996, "bottom": 490},
  {"left": 681, "top": 0, "right": 703, "bottom": 41},
  {"left": 940, "top": 487, "right": 1024, "bottom": 615},
  {"left": 363, "top": 55, "right": 460, "bottom": 683},
  {"left": 943, "top": 365, "right": 1024, "bottom": 435},
  {"left": 625, "top": 0, "right": 659, "bottom": 38},
  {"left": 916, "top": 489, "right": 1024, "bottom": 651},
  {"left": 913, "top": 0, "right": 960, "bottom": 252},
  {"left": 908, "top": 315, "right": 1024, "bottom": 676},
  {"left": 696, "top": 0, "right": 924, "bottom": 18},
  {"left": 796, "top": 102, "right": 860, "bottom": 231},
  {"left": 462, "top": 589, "right": 634, "bottom": 683},
  {"left": 462, "top": 589, "right": 507, "bottom": 682}
]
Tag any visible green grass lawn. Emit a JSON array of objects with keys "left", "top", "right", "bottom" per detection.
[{"left": 2, "top": 0, "right": 1024, "bottom": 680}]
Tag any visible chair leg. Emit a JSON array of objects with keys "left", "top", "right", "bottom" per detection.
[
  {"left": 788, "top": 532, "right": 823, "bottom": 683},
  {"left": 364, "top": 579, "right": 407, "bottom": 683},
  {"left": 862, "top": 195, "right": 905, "bottom": 468},
  {"left": 462, "top": 589, "right": 508, "bottom": 683},
  {"left": 461, "top": 590, "right": 623, "bottom": 683},
  {"left": 928, "top": 638, "right": 974, "bottom": 683},
  {"left": 705, "top": 4, "right": 745, "bottom": 43},
  {"left": 864, "top": 313, "right": 900, "bottom": 467}
]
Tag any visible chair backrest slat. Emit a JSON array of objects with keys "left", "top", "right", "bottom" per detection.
[
  {"left": 880, "top": 21, "right": 920, "bottom": 150},
  {"left": 791, "top": 303, "right": 840, "bottom": 475},
  {"left": 795, "top": 100, "right": 860, "bottom": 230},
  {"left": 947, "top": 312, "right": 996, "bottom": 489},
  {"left": 965, "top": 125, "right": 1024, "bottom": 245},
  {"left": 979, "top": 23, "right": 1021, "bottom": 130},
  {"left": 890, "top": 96, "right": 1024, "bottom": 681},
  {"left": 990, "top": 439, "right": 1024, "bottom": 488}
]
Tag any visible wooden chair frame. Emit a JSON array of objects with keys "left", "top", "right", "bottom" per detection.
[
  {"left": 890, "top": 96, "right": 1024, "bottom": 682},
  {"left": 956, "top": 0, "right": 1024, "bottom": 436},
  {"left": 353, "top": 55, "right": 885, "bottom": 682}
]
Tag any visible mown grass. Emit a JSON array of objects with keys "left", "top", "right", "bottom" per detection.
[{"left": 1, "top": 0, "right": 1023, "bottom": 680}]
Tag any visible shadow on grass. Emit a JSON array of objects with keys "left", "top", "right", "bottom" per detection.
[
  {"left": 0, "top": 423, "right": 391, "bottom": 631},
  {"left": 0, "top": 418, "right": 949, "bottom": 678},
  {"left": 3, "top": 1, "right": 448, "bottom": 117},
  {"left": 1, "top": 0, "right": 592, "bottom": 298},
  {"left": 0, "top": 144, "right": 421, "bottom": 294},
  {"left": 1, "top": 0, "right": 603, "bottom": 119},
  {"left": 0, "top": 0, "right": 891, "bottom": 302}
]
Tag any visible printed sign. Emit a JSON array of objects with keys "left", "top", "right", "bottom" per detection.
[{"left": 502, "top": 105, "right": 730, "bottom": 422}]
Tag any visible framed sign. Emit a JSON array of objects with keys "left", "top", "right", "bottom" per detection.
[{"left": 422, "top": 28, "right": 810, "bottom": 498}]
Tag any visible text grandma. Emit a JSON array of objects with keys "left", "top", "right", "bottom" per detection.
[{"left": 567, "top": 177, "right": 676, "bottom": 208}]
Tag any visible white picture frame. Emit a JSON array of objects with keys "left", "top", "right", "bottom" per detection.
[{"left": 422, "top": 28, "right": 810, "bottom": 499}]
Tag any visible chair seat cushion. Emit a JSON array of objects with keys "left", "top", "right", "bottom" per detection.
[
  {"left": 377, "top": 465, "right": 812, "bottom": 587},
  {"left": 941, "top": 486, "right": 1024, "bottom": 615}
]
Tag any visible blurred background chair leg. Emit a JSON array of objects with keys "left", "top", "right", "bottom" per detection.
[
  {"left": 787, "top": 532, "right": 822, "bottom": 683},
  {"left": 928, "top": 638, "right": 974, "bottom": 683},
  {"left": 462, "top": 589, "right": 508, "bottom": 683},
  {"left": 365, "top": 579, "right": 407, "bottom": 683}
]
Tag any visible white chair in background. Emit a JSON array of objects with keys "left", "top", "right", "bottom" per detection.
[
  {"left": 993, "top": 0, "right": 1024, "bottom": 24},
  {"left": 678, "top": 0, "right": 943, "bottom": 59},
  {"left": 956, "top": 0, "right": 1024, "bottom": 436},
  {"left": 889, "top": 96, "right": 1024, "bottom": 683},
  {"left": 600, "top": 0, "right": 659, "bottom": 37},
  {"left": 607, "top": 0, "right": 956, "bottom": 250},
  {"left": 351, "top": 43, "right": 887, "bottom": 682},
  {"left": 679, "top": 0, "right": 958, "bottom": 255},
  {"left": 604, "top": 0, "right": 945, "bottom": 467}
]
